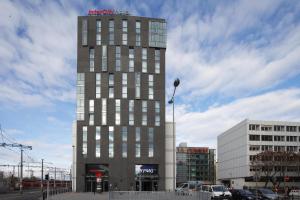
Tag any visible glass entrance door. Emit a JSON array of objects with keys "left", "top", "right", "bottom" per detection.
[
  {"left": 135, "top": 178, "right": 158, "bottom": 191},
  {"left": 85, "top": 176, "right": 96, "bottom": 192}
]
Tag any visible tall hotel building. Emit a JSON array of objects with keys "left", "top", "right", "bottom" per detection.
[{"left": 74, "top": 11, "right": 167, "bottom": 192}]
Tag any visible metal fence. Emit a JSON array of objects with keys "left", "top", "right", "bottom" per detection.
[
  {"left": 109, "top": 191, "right": 211, "bottom": 200},
  {"left": 42, "top": 187, "right": 72, "bottom": 199}
]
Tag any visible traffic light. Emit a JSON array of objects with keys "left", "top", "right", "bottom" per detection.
[{"left": 45, "top": 174, "right": 49, "bottom": 180}]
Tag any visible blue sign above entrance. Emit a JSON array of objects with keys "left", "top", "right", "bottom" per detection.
[{"left": 135, "top": 164, "right": 158, "bottom": 176}]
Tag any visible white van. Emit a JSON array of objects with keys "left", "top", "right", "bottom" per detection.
[
  {"left": 201, "top": 185, "right": 232, "bottom": 199},
  {"left": 175, "top": 181, "right": 202, "bottom": 193},
  {"left": 290, "top": 189, "right": 300, "bottom": 197}
]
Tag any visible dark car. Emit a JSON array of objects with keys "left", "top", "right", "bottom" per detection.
[
  {"left": 231, "top": 189, "right": 256, "bottom": 200},
  {"left": 249, "top": 188, "right": 279, "bottom": 200}
]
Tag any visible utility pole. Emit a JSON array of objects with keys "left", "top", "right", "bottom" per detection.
[
  {"left": 0, "top": 143, "right": 32, "bottom": 193},
  {"left": 54, "top": 167, "right": 56, "bottom": 189},
  {"left": 41, "top": 159, "right": 44, "bottom": 191}
]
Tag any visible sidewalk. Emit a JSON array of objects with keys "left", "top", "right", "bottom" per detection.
[{"left": 40, "top": 192, "right": 108, "bottom": 200}]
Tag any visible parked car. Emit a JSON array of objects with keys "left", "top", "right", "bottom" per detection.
[
  {"left": 176, "top": 181, "right": 203, "bottom": 194},
  {"left": 231, "top": 189, "right": 256, "bottom": 200},
  {"left": 290, "top": 189, "right": 300, "bottom": 197},
  {"left": 202, "top": 185, "right": 232, "bottom": 199},
  {"left": 249, "top": 188, "right": 279, "bottom": 200}
]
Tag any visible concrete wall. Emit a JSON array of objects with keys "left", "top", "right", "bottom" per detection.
[
  {"left": 218, "top": 119, "right": 248, "bottom": 180},
  {"left": 165, "top": 122, "right": 175, "bottom": 191}
]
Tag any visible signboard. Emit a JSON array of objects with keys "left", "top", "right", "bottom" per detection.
[
  {"left": 135, "top": 164, "right": 158, "bottom": 176},
  {"left": 177, "top": 147, "right": 209, "bottom": 154},
  {"left": 88, "top": 9, "right": 129, "bottom": 16},
  {"left": 86, "top": 164, "right": 109, "bottom": 177}
]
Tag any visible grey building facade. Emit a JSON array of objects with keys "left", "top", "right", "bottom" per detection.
[{"left": 75, "top": 12, "right": 167, "bottom": 192}]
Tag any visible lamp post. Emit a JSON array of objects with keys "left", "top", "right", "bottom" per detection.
[{"left": 168, "top": 78, "right": 180, "bottom": 190}]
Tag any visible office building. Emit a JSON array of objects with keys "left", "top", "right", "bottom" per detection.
[
  {"left": 74, "top": 10, "right": 167, "bottom": 192},
  {"left": 176, "top": 143, "right": 216, "bottom": 185},
  {"left": 217, "top": 119, "right": 300, "bottom": 189}
]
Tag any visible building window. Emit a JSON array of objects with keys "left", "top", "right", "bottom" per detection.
[
  {"left": 109, "top": 74, "right": 114, "bottom": 98},
  {"left": 261, "top": 135, "right": 272, "bottom": 141},
  {"left": 155, "top": 50, "right": 160, "bottom": 73},
  {"left": 89, "top": 48, "right": 95, "bottom": 72},
  {"left": 155, "top": 101, "right": 160, "bottom": 126},
  {"left": 249, "top": 145, "right": 260, "bottom": 151},
  {"left": 155, "top": 101, "right": 160, "bottom": 113},
  {"left": 287, "top": 146, "right": 297, "bottom": 152},
  {"left": 102, "top": 45, "right": 107, "bottom": 71},
  {"left": 122, "top": 20, "right": 128, "bottom": 45},
  {"left": 261, "top": 145, "right": 273, "bottom": 151},
  {"left": 82, "top": 126, "right": 87, "bottom": 157},
  {"left": 129, "top": 48, "right": 134, "bottom": 72},
  {"left": 96, "top": 20, "right": 101, "bottom": 45},
  {"left": 274, "top": 135, "right": 285, "bottom": 141},
  {"left": 122, "top": 127, "right": 127, "bottom": 158},
  {"left": 261, "top": 126, "right": 272, "bottom": 131},
  {"left": 109, "top": 20, "right": 114, "bottom": 45},
  {"left": 148, "top": 128, "right": 154, "bottom": 157},
  {"left": 142, "top": 48, "right": 147, "bottom": 73},
  {"left": 149, "top": 21, "right": 167, "bottom": 48},
  {"left": 142, "top": 101, "right": 147, "bottom": 126},
  {"left": 136, "top": 127, "right": 141, "bottom": 158},
  {"left": 116, "top": 46, "right": 121, "bottom": 71},
  {"left": 77, "top": 73, "right": 85, "bottom": 120},
  {"left": 96, "top": 73, "right": 101, "bottom": 98},
  {"left": 102, "top": 98, "right": 107, "bottom": 125},
  {"left": 287, "top": 126, "right": 297, "bottom": 132},
  {"left": 286, "top": 136, "right": 297, "bottom": 142},
  {"left": 89, "top": 114, "right": 94, "bottom": 126},
  {"left": 89, "top": 100, "right": 94, "bottom": 113},
  {"left": 155, "top": 115, "right": 160, "bottom": 126},
  {"left": 136, "top": 21, "right": 141, "bottom": 46},
  {"left": 129, "top": 100, "right": 134, "bottom": 125},
  {"left": 249, "top": 124, "right": 260, "bottom": 131},
  {"left": 249, "top": 134, "right": 260, "bottom": 141},
  {"left": 274, "top": 146, "right": 285, "bottom": 152},
  {"left": 109, "top": 126, "right": 114, "bottom": 158},
  {"left": 115, "top": 99, "right": 121, "bottom": 125},
  {"left": 96, "top": 126, "right": 101, "bottom": 157},
  {"left": 135, "top": 72, "right": 141, "bottom": 99},
  {"left": 149, "top": 75, "right": 154, "bottom": 99},
  {"left": 82, "top": 19, "right": 87, "bottom": 46},
  {"left": 249, "top": 155, "right": 255, "bottom": 161},
  {"left": 122, "top": 73, "right": 127, "bottom": 98},
  {"left": 274, "top": 125, "right": 284, "bottom": 131}
]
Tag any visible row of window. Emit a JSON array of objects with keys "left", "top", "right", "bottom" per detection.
[
  {"left": 103, "top": 73, "right": 156, "bottom": 99},
  {"left": 88, "top": 99, "right": 161, "bottom": 126},
  {"left": 82, "top": 126, "right": 154, "bottom": 158},
  {"left": 89, "top": 46, "right": 161, "bottom": 73},
  {"left": 249, "top": 134, "right": 300, "bottom": 142},
  {"left": 77, "top": 73, "right": 162, "bottom": 121},
  {"left": 249, "top": 145, "right": 300, "bottom": 152},
  {"left": 249, "top": 124, "right": 300, "bottom": 132},
  {"left": 82, "top": 19, "right": 167, "bottom": 48}
]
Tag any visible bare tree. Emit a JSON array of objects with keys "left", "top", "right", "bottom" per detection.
[{"left": 250, "top": 151, "right": 298, "bottom": 188}]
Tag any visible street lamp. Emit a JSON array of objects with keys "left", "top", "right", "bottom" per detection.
[{"left": 168, "top": 78, "right": 180, "bottom": 190}]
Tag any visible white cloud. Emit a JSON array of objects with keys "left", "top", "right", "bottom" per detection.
[
  {"left": 164, "top": 0, "right": 300, "bottom": 101},
  {"left": 0, "top": 0, "right": 79, "bottom": 107},
  {"left": 168, "top": 88, "right": 300, "bottom": 149}
]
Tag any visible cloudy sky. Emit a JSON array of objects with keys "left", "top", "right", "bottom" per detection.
[{"left": 0, "top": 0, "right": 300, "bottom": 172}]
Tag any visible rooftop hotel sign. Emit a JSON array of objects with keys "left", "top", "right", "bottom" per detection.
[{"left": 88, "top": 9, "right": 129, "bottom": 16}]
